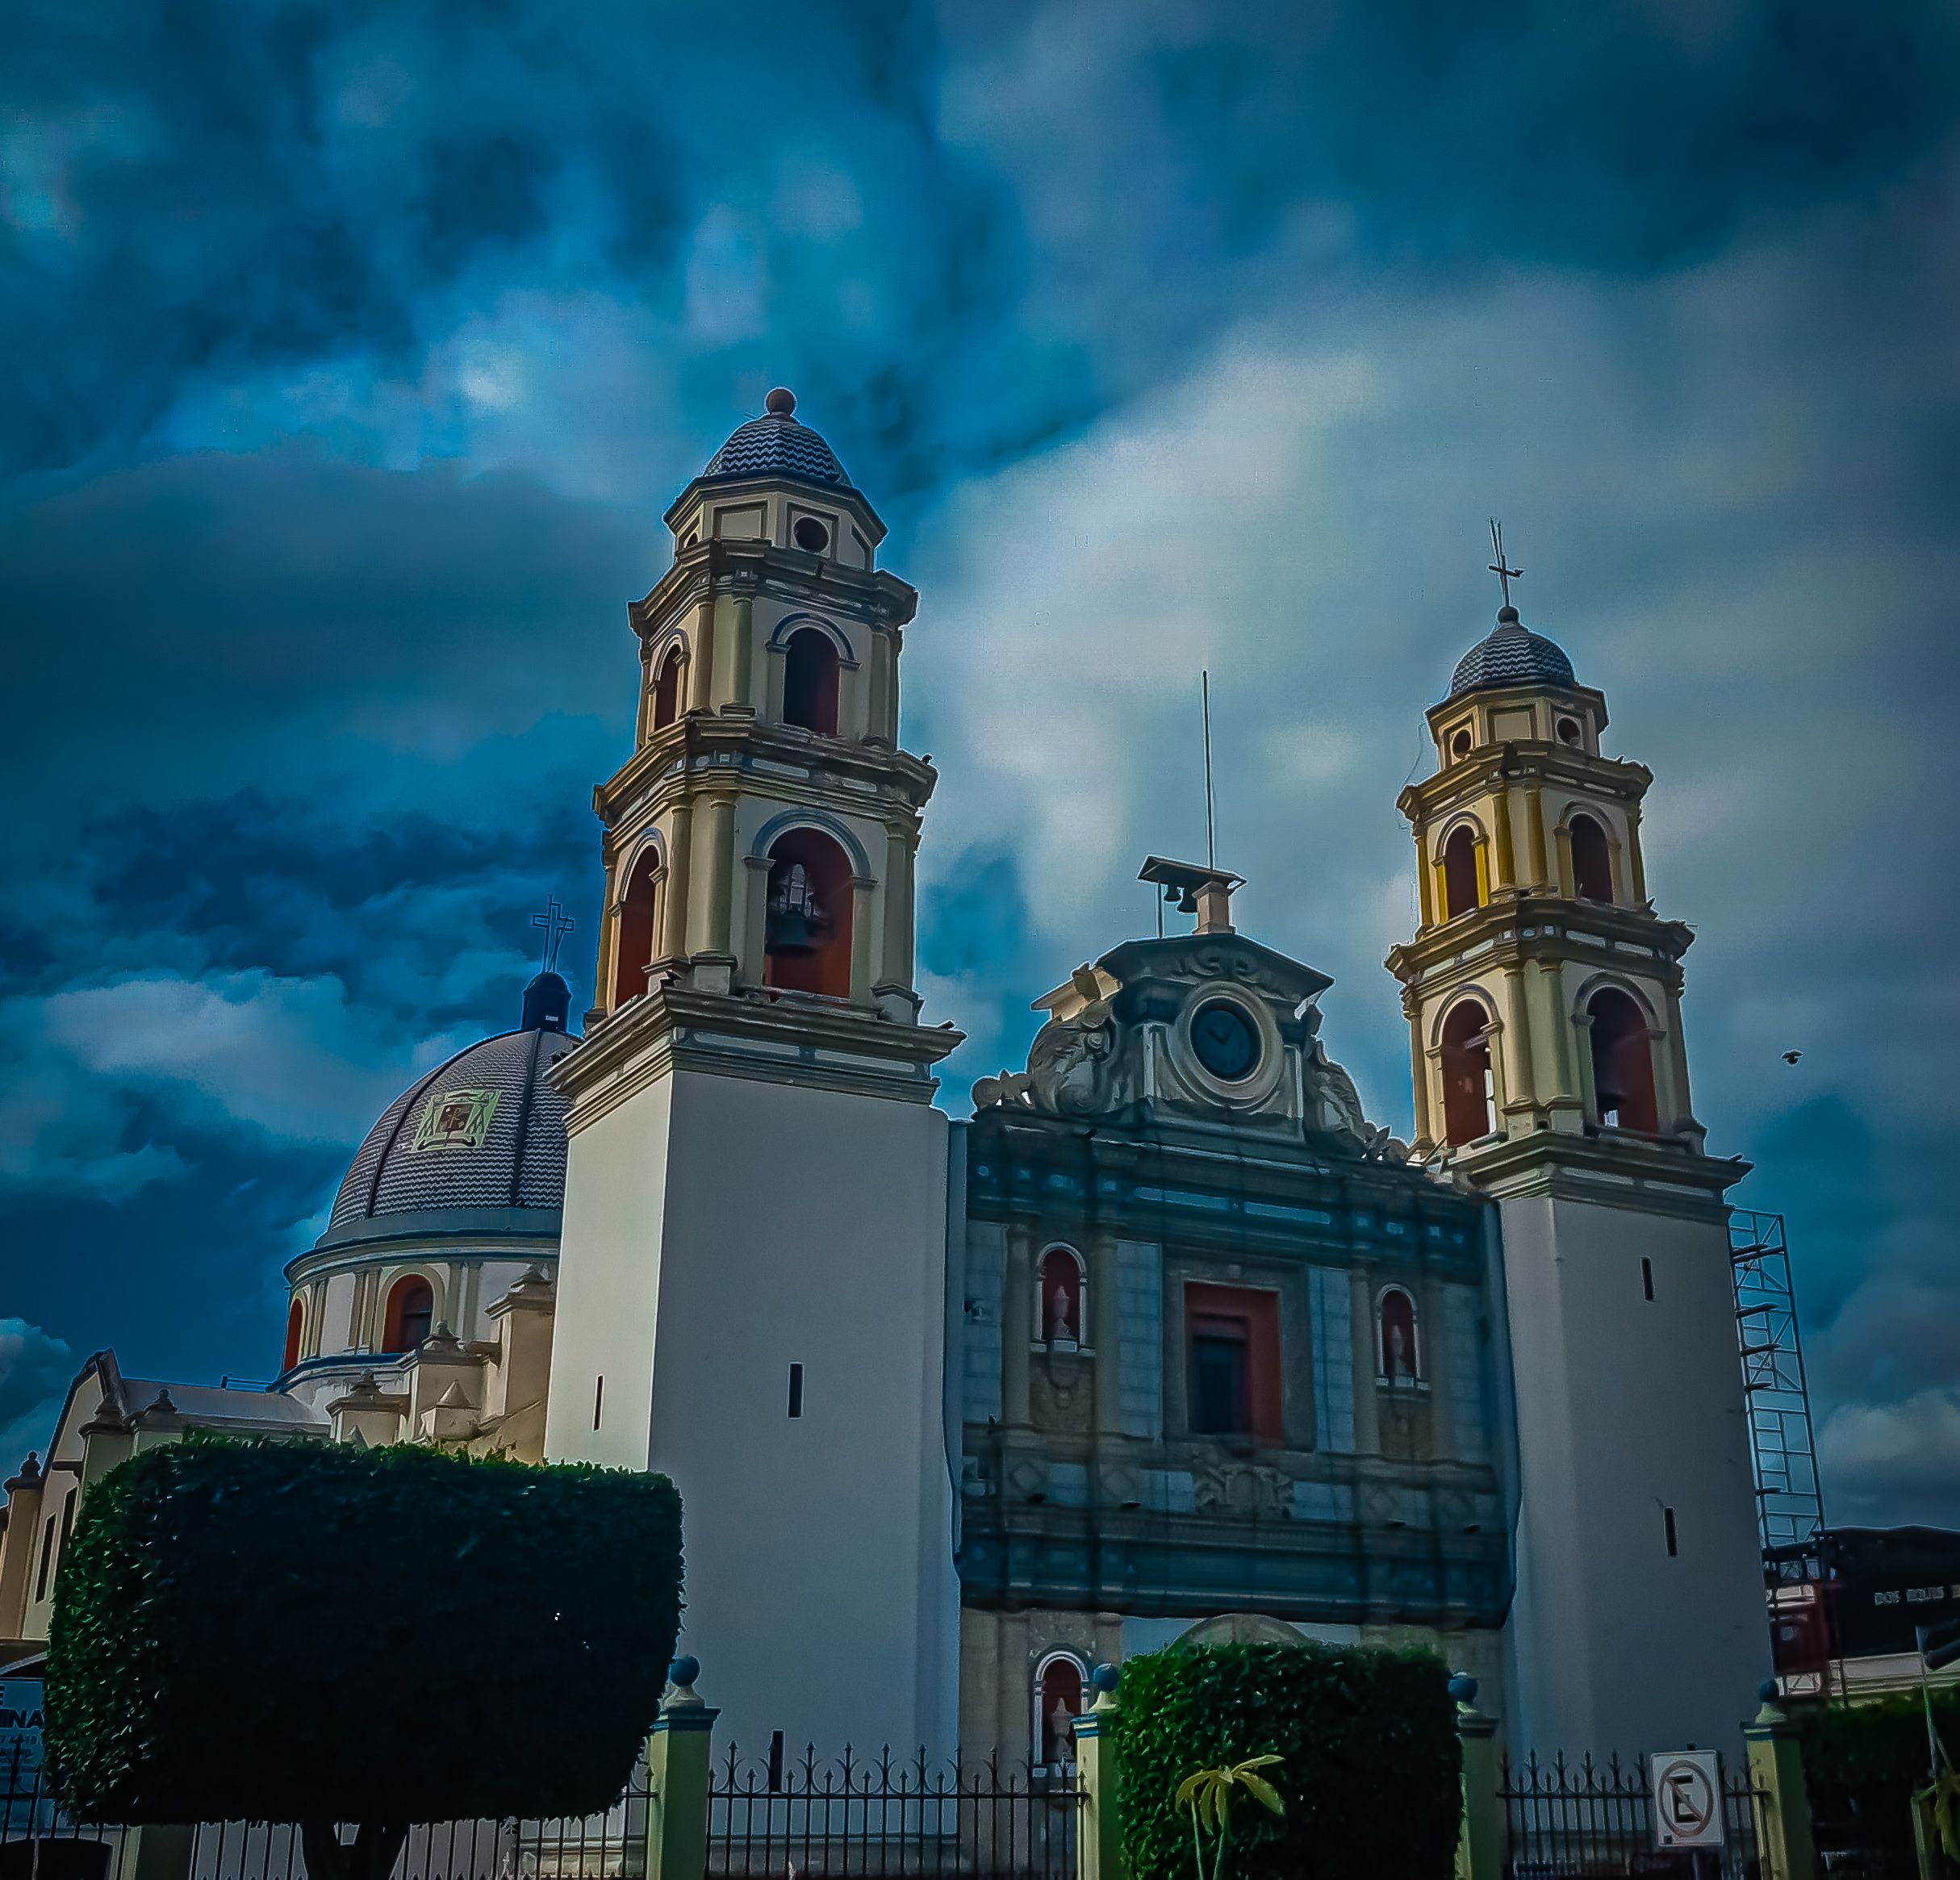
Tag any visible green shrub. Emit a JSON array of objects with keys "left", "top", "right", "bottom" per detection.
[
  {"left": 1796, "top": 1688, "right": 1960, "bottom": 1859},
  {"left": 1114, "top": 1641, "right": 1460, "bottom": 1880},
  {"left": 45, "top": 1439, "right": 682, "bottom": 1876}
]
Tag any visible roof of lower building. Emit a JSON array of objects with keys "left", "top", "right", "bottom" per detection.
[{"left": 1448, "top": 606, "right": 1578, "bottom": 700}]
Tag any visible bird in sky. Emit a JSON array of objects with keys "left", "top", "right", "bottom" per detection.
[{"left": 1783, "top": 1051, "right": 1803, "bottom": 1064}]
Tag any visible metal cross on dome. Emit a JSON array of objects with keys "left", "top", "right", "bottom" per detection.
[
  {"left": 530, "top": 896, "right": 575, "bottom": 975},
  {"left": 1487, "top": 517, "right": 1522, "bottom": 611}
]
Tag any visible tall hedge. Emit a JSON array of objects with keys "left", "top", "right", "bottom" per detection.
[
  {"left": 44, "top": 1440, "right": 682, "bottom": 1835},
  {"left": 1115, "top": 1641, "right": 1460, "bottom": 1880},
  {"left": 1797, "top": 1689, "right": 1960, "bottom": 1859}
]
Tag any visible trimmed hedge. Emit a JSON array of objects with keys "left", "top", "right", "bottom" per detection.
[
  {"left": 1115, "top": 1641, "right": 1460, "bottom": 1880},
  {"left": 45, "top": 1439, "right": 683, "bottom": 1827},
  {"left": 1797, "top": 1689, "right": 1960, "bottom": 1858}
]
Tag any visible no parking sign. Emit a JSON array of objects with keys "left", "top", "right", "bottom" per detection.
[{"left": 1652, "top": 1750, "right": 1724, "bottom": 1849}]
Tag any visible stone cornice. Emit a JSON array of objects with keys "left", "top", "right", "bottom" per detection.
[
  {"left": 662, "top": 470, "right": 889, "bottom": 544},
  {"left": 595, "top": 713, "right": 937, "bottom": 834},
  {"left": 631, "top": 537, "right": 917, "bottom": 640},
  {"left": 1452, "top": 1127, "right": 1749, "bottom": 1214},
  {"left": 1398, "top": 738, "right": 1653, "bottom": 823},
  {"left": 1385, "top": 894, "right": 1693, "bottom": 988},
  {"left": 554, "top": 981, "right": 963, "bottom": 1130}
]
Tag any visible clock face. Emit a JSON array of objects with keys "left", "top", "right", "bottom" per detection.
[{"left": 1189, "top": 999, "right": 1259, "bottom": 1082}]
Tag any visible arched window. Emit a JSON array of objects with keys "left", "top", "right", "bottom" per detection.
[
  {"left": 782, "top": 629, "right": 840, "bottom": 735},
  {"left": 1440, "top": 1001, "right": 1494, "bottom": 1144},
  {"left": 1589, "top": 988, "right": 1659, "bottom": 1133},
  {"left": 763, "top": 829, "right": 854, "bottom": 998},
  {"left": 382, "top": 1276, "right": 435, "bottom": 1353},
  {"left": 1379, "top": 1287, "right": 1419, "bottom": 1383},
  {"left": 612, "top": 845, "right": 663, "bottom": 1008},
  {"left": 1442, "top": 827, "right": 1481, "bottom": 919},
  {"left": 650, "top": 645, "right": 683, "bottom": 731},
  {"left": 1040, "top": 1248, "right": 1084, "bottom": 1350},
  {"left": 282, "top": 1298, "right": 304, "bottom": 1373},
  {"left": 1034, "top": 1655, "right": 1084, "bottom": 1769},
  {"left": 1570, "top": 813, "right": 1614, "bottom": 903}
]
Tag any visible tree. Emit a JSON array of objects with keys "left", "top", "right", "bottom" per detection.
[{"left": 44, "top": 1439, "right": 683, "bottom": 1880}]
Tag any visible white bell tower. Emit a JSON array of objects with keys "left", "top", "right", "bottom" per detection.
[
  {"left": 545, "top": 391, "right": 963, "bottom": 1759},
  {"left": 1385, "top": 544, "right": 1768, "bottom": 1757}
]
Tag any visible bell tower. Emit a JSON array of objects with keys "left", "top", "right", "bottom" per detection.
[
  {"left": 546, "top": 391, "right": 963, "bottom": 1758},
  {"left": 1385, "top": 546, "right": 1767, "bottom": 1757}
]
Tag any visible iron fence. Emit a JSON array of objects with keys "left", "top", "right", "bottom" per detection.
[
  {"left": 706, "top": 1746, "right": 1079, "bottom": 1879},
  {"left": 1500, "top": 1752, "right": 1766, "bottom": 1880},
  {"left": 0, "top": 1744, "right": 650, "bottom": 1880},
  {"left": 2, "top": 1741, "right": 1076, "bottom": 1880}
]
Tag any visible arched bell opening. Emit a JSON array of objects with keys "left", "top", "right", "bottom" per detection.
[
  {"left": 782, "top": 628, "right": 840, "bottom": 735},
  {"left": 1442, "top": 826, "right": 1481, "bottom": 919},
  {"left": 1440, "top": 1001, "right": 1494, "bottom": 1144},
  {"left": 1589, "top": 988, "right": 1659, "bottom": 1133},
  {"left": 650, "top": 645, "right": 683, "bottom": 731},
  {"left": 612, "top": 846, "right": 663, "bottom": 1008},
  {"left": 763, "top": 829, "right": 854, "bottom": 998},
  {"left": 382, "top": 1276, "right": 435, "bottom": 1354},
  {"left": 1570, "top": 813, "right": 1615, "bottom": 903}
]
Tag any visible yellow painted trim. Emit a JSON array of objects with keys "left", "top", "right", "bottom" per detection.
[
  {"left": 1492, "top": 790, "right": 1516, "bottom": 888},
  {"left": 1526, "top": 783, "right": 1549, "bottom": 888},
  {"left": 687, "top": 595, "right": 716, "bottom": 712},
  {"left": 1416, "top": 834, "right": 1436, "bottom": 927},
  {"left": 1473, "top": 838, "right": 1491, "bottom": 906}
]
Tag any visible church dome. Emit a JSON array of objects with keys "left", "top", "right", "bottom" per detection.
[
  {"left": 702, "top": 386, "right": 853, "bottom": 489},
  {"left": 1448, "top": 608, "right": 1577, "bottom": 700},
  {"left": 322, "top": 975, "right": 578, "bottom": 1241}
]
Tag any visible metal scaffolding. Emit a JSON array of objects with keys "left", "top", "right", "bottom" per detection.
[
  {"left": 1731, "top": 1209, "right": 1826, "bottom": 1552},
  {"left": 1731, "top": 1208, "right": 1835, "bottom": 1695}
]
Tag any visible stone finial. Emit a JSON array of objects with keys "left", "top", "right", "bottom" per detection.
[
  {"left": 1089, "top": 1662, "right": 1121, "bottom": 1714},
  {"left": 663, "top": 1654, "right": 704, "bottom": 1709},
  {"left": 6, "top": 1453, "right": 42, "bottom": 1492},
  {"left": 1448, "top": 1672, "right": 1480, "bottom": 1708},
  {"left": 765, "top": 387, "right": 796, "bottom": 417},
  {"left": 1751, "top": 1676, "right": 1788, "bottom": 1729}
]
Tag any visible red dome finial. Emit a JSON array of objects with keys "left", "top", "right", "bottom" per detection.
[{"left": 765, "top": 386, "right": 796, "bottom": 417}]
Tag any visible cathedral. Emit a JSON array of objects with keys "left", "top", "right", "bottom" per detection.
[{"left": 0, "top": 392, "right": 1769, "bottom": 1769}]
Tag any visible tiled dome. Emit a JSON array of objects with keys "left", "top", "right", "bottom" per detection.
[
  {"left": 325, "top": 980, "right": 577, "bottom": 1233},
  {"left": 1448, "top": 608, "right": 1577, "bottom": 700},
  {"left": 702, "top": 387, "right": 852, "bottom": 489}
]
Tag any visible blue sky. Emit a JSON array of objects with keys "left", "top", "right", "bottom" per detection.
[{"left": 2, "top": 0, "right": 1957, "bottom": 1523}]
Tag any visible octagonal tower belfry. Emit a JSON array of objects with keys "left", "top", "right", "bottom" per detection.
[
  {"left": 545, "top": 391, "right": 963, "bottom": 1759},
  {"left": 1385, "top": 562, "right": 1768, "bottom": 1756}
]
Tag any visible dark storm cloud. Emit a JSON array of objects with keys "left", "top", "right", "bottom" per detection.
[
  {"left": 75, "top": 786, "right": 600, "bottom": 1021},
  {"left": 0, "top": 0, "right": 1038, "bottom": 483}
]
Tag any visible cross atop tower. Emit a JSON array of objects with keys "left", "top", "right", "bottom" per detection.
[
  {"left": 1487, "top": 518, "right": 1522, "bottom": 612},
  {"left": 531, "top": 896, "right": 575, "bottom": 975}
]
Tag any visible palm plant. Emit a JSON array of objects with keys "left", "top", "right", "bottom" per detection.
[{"left": 1173, "top": 1753, "right": 1285, "bottom": 1880}]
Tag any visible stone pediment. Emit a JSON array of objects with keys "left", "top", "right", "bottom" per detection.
[{"left": 972, "top": 931, "right": 1404, "bottom": 1159}]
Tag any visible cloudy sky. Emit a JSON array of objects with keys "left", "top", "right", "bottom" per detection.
[{"left": 2, "top": 0, "right": 1956, "bottom": 1525}]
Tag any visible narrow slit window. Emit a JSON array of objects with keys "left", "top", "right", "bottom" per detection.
[
  {"left": 592, "top": 1375, "right": 604, "bottom": 1431},
  {"left": 1641, "top": 1257, "right": 1655, "bottom": 1301},
  {"left": 1664, "top": 1506, "right": 1678, "bottom": 1556},
  {"left": 35, "top": 1515, "right": 56, "bottom": 1601},
  {"left": 788, "top": 1363, "right": 804, "bottom": 1418}
]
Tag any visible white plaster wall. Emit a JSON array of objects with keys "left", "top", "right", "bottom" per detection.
[
  {"left": 548, "top": 1063, "right": 959, "bottom": 1762},
  {"left": 1499, "top": 1193, "right": 1769, "bottom": 1758},
  {"left": 545, "top": 1088, "right": 677, "bottom": 1469},
  {"left": 320, "top": 1270, "right": 357, "bottom": 1354}
]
